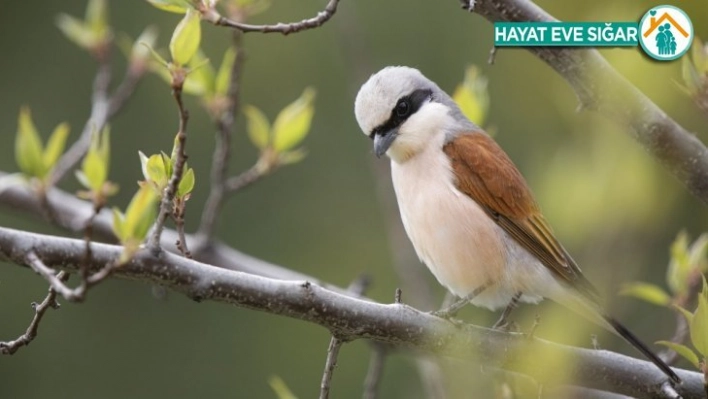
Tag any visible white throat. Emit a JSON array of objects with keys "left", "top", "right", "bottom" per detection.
[{"left": 386, "top": 102, "right": 454, "bottom": 164}]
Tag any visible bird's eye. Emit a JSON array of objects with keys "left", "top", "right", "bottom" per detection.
[{"left": 395, "top": 99, "right": 410, "bottom": 117}]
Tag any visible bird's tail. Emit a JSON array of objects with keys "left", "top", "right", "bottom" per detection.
[
  {"left": 553, "top": 291, "right": 681, "bottom": 384},
  {"left": 603, "top": 315, "right": 681, "bottom": 384}
]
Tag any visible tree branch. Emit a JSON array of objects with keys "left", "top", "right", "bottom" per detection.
[
  {"left": 148, "top": 87, "right": 189, "bottom": 251},
  {"left": 362, "top": 343, "right": 387, "bottom": 399},
  {"left": 197, "top": 32, "right": 244, "bottom": 243},
  {"left": 0, "top": 271, "right": 65, "bottom": 355},
  {"left": 49, "top": 58, "right": 143, "bottom": 186},
  {"left": 0, "top": 173, "right": 350, "bottom": 294},
  {"left": 0, "top": 227, "right": 703, "bottom": 398},
  {"left": 319, "top": 337, "right": 343, "bottom": 399},
  {"left": 466, "top": 0, "right": 708, "bottom": 204},
  {"left": 207, "top": 0, "right": 341, "bottom": 35}
]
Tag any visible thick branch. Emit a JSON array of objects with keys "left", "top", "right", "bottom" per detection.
[
  {"left": 468, "top": 0, "right": 708, "bottom": 204},
  {"left": 0, "top": 227, "right": 703, "bottom": 398}
]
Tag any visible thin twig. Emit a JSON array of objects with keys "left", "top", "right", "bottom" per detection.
[
  {"left": 319, "top": 275, "right": 370, "bottom": 398},
  {"left": 26, "top": 251, "right": 82, "bottom": 301},
  {"left": 209, "top": 0, "right": 341, "bottom": 35},
  {"left": 224, "top": 162, "right": 271, "bottom": 193},
  {"left": 0, "top": 271, "right": 65, "bottom": 355},
  {"left": 660, "top": 272, "right": 703, "bottom": 364},
  {"left": 363, "top": 343, "right": 387, "bottom": 399},
  {"left": 197, "top": 32, "right": 244, "bottom": 242},
  {"left": 26, "top": 249, "right": 121, "bottom": 302},
  {"left": 174, "top": 201, "right": 192, "bottom": 258},
  {"left": 320, "top": 336, "right": 343, "bottom": 399},
  {"left": 148, "top": 87, "right": 189, "bottom": 252}
]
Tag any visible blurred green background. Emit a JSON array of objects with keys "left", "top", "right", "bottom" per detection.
[{"left": 0, "top": 0, "right": 707, "bottom": 398}]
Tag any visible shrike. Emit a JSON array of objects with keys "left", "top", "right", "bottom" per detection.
[{"left": 354, "top": 66, "right": 679, "bottom": 384}]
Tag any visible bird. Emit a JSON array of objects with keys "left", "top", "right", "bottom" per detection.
[{"left": 353, "top": 66, "right": 680, "bottom": 384}]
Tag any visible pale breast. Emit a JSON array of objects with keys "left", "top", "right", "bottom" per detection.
[{"left": 390, "top": 143, "right": 516, "bottom": 308}]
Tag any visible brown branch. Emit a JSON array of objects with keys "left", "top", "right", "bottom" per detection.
[
  {"left": 319, "top": 337, "right": 343, "bottom": 399},
  {"left": 223, "top": 162, "right": 272, "bottom": 193},
  {"left": 466, "top": 0, "right": 708, "bottom": 204},
  {"left": 660, "top": 271, "right": 704, "bottom": 365},
  {"left": 174, "top": 202, "right": 192, "bottom": 258},
  {"left": 0, "top": 271, "right": 65, "bottom": 355},
  {"left": 207, "top": 0, "right": 341, "bottom": 35},
  {"left": 148, "top": 87, "right": 189, "bottom": 252},
  {"left": 196, "top": 32, "right": 244, "bottom": 243},
  {"left": 0, "top": 227, "right": 704, "bottom": 398}
]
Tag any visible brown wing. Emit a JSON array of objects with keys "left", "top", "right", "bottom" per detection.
[{"left": 443, "top": 133, "right": 598, "bottom": 301}]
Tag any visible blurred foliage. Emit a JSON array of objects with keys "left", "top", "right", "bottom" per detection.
[
  {"left": 452, "top": 65, "right": 490, "bottom": 127},
  {"left": 269, "top": 375, "right": 299, "bottom": 399},
  {"left": 243, "top": 87, "right": 315, "bottom": 172},
  {"left": 14, "top": 106, "right": 69, "bottom": 184},
  {"left": 622, "top": 232, "right": 708, "bottom": 380},
  {"left": 0, "top": 0, "right": 707, "bottom": 398},
  {"left": 76, "top": 126, "right": 118, "bottom": 206}
]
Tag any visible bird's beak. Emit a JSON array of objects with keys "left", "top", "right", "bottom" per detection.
[{"left": 373, "top": 129, "right": 398, "bottom": 158}]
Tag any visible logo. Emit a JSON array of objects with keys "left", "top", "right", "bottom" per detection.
[
  {"left": 493, "top": 5, "right": 693, "bottom": 62},
  {"left": 638, "top": 5, "right": 693, "bottom": 61}
]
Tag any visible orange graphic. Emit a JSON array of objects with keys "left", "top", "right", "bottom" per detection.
[{"left": 643, "top": 12, "right": 689, "bottom": 38}]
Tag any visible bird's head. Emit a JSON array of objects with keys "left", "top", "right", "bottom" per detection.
[{"left": 354, "top": 66, "right": 473, "bottom": 163}]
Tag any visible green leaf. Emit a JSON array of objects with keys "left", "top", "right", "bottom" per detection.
[
  {"left": 82, "top": 145, "right": 106, "bottom": 191},
  {"left": 675, "top": 304, "right": 694, "bottom": 326},
  {"left": 272, "top": 87, "right": 316, "bottom": 152},
  {"left": 183, "top": 50, "right": 214, "bottom": 96},
  {"left": 75, "top": 170, "right": 91, "bottom": 190},
  {"left": 268, "top": 375, "right": 298, "bottom": 399},
  {"left": 177, "top": 167, "right": 195, "bottom": 197},
  {"left": 85, "top": 0, "right": 109, "bottom": 38},
  {"left": 690, "top": 293, "right": 708, "bottom": 357},
  {"left": 215, "top": 46, "right": 237, "bottom": 96},
  {"left": 688, "top": 234, "right": 708, "bottom": 274},
  {"left": 43, "top": 122, "right": 70, "bottom": 173},
  {"left": 170, "top": 9, "right": 201, "bottom": 66},
  {"left": 161, "top": 152, "right": 173, "bottom": 178},
  {"left": 56, "top": 14, "right": 96, "bottom": 49},
  {"left": 123, "top": 184, "right": 158, "bottom": 243},
  {"left": 656, "top": 341, "right": 700, "bottom": 368},
  {"left": 145, "top": 0, "right": 193, "bottom": 13},
  {"left": 139, "top": 151, "right": 150, "bottom": 181},
  {"left": 146, "top": 154, "right": 169, "bottom": 190},
  {"left": 15, "top": 107, "right": 45, "bottom": 178},
  {"left": 243, "top": 105, "right": 270, "bottom": 150},
  {"left": 279, "top": 148, "right": 307, "bottom": 165},
  {"left": 452, "top": 65, "right": 490, "bottom": 126},
  {"left": 619, "top": 282, "right": 672, "bottom": 306},
  {"left": 79, "top": 128, "right": 110, "bottom": 192},
  {"left": 112, "top": 208, "right": 127, "bottom": 242},
  {"left": 667, "top": 231, "right": 691, "bottom": 295}
]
